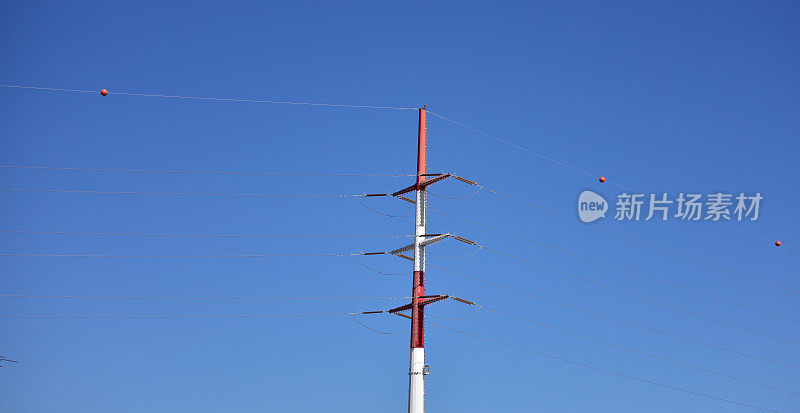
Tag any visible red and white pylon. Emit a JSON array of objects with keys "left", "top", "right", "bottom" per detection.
[
  {"left": 387, "top": 107, "right": 451, "bottom": 413},
  {"left": 409, "top": 107, "right": 428, "bottom": 413}
]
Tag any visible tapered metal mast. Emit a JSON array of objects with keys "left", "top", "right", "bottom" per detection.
[
  {"left": 386, "top": 107, "right": 451, "bottom": 413},
  {"left": 408, "top": 107, "right": 428, "bottom": 413}
]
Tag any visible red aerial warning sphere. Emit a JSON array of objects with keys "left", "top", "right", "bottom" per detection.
[
  {"left": 100, "top": 89, "right": 109, "bottom": 96},
  {"left": 775, "top": 241, "right": 782, "bottom": 247},
  {"left": 599, "top": 176, "right": 606, "bottom": 183}
]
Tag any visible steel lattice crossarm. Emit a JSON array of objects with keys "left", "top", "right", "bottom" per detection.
[
  {"left": 387, "top": 295, "right": 450, "bottom": 314},
  {"left": 390, "top": 233, "right": 452, "bottom": 256},
  {"left": 391, "top": 173, "right": 451, "bottom": 197}
]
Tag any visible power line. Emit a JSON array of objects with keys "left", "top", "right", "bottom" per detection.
[
  {"left": 0, "top": 84, "right": 418, "bottom": 111},
  {"left": 429, "top": 208, "right": 799, "bottom": 324},
  {"left": 0, "top": 252, "right": 370, "bottom": 258},
  {"left": 353, "top": 254, "right": 406, "bottom": 276},
  {"left": 426, "top": 245, "right": 484, "bottom": 259},
  {"left": 426, "top": 186, "right": 483, "bottom": 200},
  {"left": 356, "top": 195, "right": 413, "bottom": 218},
  {"left": 430, "top": 322, "right": 779, "bottom": 413},
  {"left": 429, "top": 112, "right": 791, "bottom": 251},
  {"left": 427, "top": 111, "right": 598, "bottom": 179},
  {"left": 0, "top": 165, "right": 413, "bottom": 177},
  {"left": 6, "top": 82, "right": 792, "bottom": 405},
  {"left": 472, "top": 240, "right": 800, "bottom": 347},
  {"left": 0, "top": 294, "right": 411, "bottom": 301},
  {"left": 0, "top": 188, "right": 361, "bottom": 198},
  {"left": 0, "top": 85, "right": 97, "bottom": 95},
  {"left": 0, "top": 230, "right": 409, "bottom": 239},
  {"left": 2, "top": 83, "right": 789, "bottom": 250},
  {"left": 430, "top": 264, "right": 800, "bottom": 371},
  {"left": 425, "top": 304, "right": 480, "bottom": 321},
  {"left": 0, "top": 312, "right": 371, "bottom": 319},
  {"left": 449, "top": 175, "right": 800, "bottom": 295},
  {"left": 351, "top": 314, "right": 405, "bottom": 335},
  {"left": 453, "top": 298, "right": 800, "bottom": 397}
]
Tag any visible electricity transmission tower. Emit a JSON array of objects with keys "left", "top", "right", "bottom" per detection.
[{"left": 385, "top": 107, "right": 450, "bottom": 413}]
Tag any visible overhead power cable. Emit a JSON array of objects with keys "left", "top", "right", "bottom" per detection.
[
  {"left": 431, "top": 264, "right": 800, "bottom": 371},
  {"left": 429, "top": 111, "right": 790, "bottom": 251},
  {"left": 351, "top": 314, "right": 405, "bottom": 335},
  {"left": 0, "top": 294, "right": 411, "bottom": 301},
  {"left": 429, "top": 208, "right": 798, "bottom": 324},
  {"left": 356, "top": 195, "right": 413, "bottom": 218},
  {"left": 1, "top": 84, "right": 787, "bottom": 248},
  {"left": 470, "top": 240, "right": 800, "bottom": 347},
  {"left": 0, "top": 84, "right": 417, "bottom": 111},
  {"left": 0, "top": 230, "right": 408, "bottom": 239},
  {"left": 429, "top": 322, "right": 778, "bottom": 413},
  {"left": 0, "top": 188, "right": 360, "bottom": 198},
  {"left": 0, "top": 165, "right": 412, "bottom": 177},
  {"left": 0, "top": 252, "right": 376, "bottom": 258},
  {"left": 447, "top": 175, "right": 800, "bottom": 295},
  {"left": 0, "top": 312, "right": 378, "bottom": 319},
  {"left": 426, "top": 245, "right": 484, "bottom": 259},
  {"left": 452, "top": 297, "right": 800, "bottom": 397},
  {"left": 353, "top": 255, "right": 406, "bottom": 276},
  {"left": 427, "top": 111, "right": 598, "bottom": 180},
  {"left": 426, "top": 186, "right": 483, "bottom": 200},
  {"left": 425, "top": 304, "right": 479, "bottom": 321}
]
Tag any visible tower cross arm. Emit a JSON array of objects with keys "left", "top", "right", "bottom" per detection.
[
  {"left": 390, "top": 234, "right": 451, "bottom": 255},
  {"left": 391, "top": 173, "right": 451, "bottom": 197},
  {"left": 387, "top": 295, "right": 450, "bottom": 314}
]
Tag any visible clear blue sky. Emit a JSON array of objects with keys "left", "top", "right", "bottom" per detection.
[{"left": 1, "top": 1, "right": 798, "bottom": 412}]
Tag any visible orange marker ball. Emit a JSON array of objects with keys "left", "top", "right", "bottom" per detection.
[
  {"left": 775, "top": 241, "right": 781, "bottom": 247},
  {"left": 100, "top": 89, "right": 108, "bottom": 96},
  {"left": 599, "top": 176, "right": 606, "bottom": 183}
]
